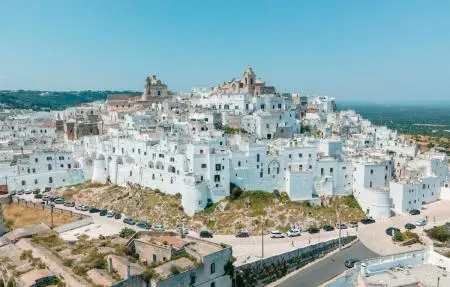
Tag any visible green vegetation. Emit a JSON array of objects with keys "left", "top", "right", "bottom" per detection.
[
  {"left": 221, "top": 126, "right": 247, "bottom": 134},
  {"left": 393, "top": 231, "right": 420, "bottom": 245},
  {"left": 192, "top": 190, "right": 365, "bottom": 235},
  {"left": 119, "top": 227, "right": 136, "bottom": 239},
  {"left": 170, "top": 264, "right": 181, "bottom": 274},
  {"left": 425, "top": 225, "right": 450, "bottom": 243}
]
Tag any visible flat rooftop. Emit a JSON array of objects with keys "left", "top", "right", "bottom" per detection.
[
  {"left": 135, "top": 232, "right": 223, "bottom": 256},
  {"left": 362, "top": 264, "right": 450, "bottom": 287}
]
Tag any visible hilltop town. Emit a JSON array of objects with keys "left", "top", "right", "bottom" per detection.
[{"left": 0, "top": 67, "right": 449, "bottom": 287}]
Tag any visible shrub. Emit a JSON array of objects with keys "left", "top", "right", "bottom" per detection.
[
  {"left": 273, "top": 189, "right": 280, "bottom": 198},
  {"left": 393, "top": 231, "right": 404, "bottom": 242},
  {"left": 170, "top": 264, "right": 181, "bottom": 274},
  {"left": 119, "top": 227, "right": 136, "bottom": 238},
  {"left": 425, "top": 226, "right": 450, "bottom": 243},
  {"left": 230, "top": 187, "right": 243, "bottom": 200},
  {"left": 142, "top": 267, "right": 155, "bottom": 282}
]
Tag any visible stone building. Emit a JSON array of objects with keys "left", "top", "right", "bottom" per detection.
[{"left": 217, "top": 66, "right": 276, "bottom": 96}]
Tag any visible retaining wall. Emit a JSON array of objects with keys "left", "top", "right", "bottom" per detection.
[{"left": 235, "top": 236, "right": 357, "bottom": 287}]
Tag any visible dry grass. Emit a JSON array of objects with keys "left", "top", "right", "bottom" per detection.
[
  {"left": 3, "top": 203, "right": 76, "bottom": 229},
  {"left": 192, "top": 192, "right": 365, "bottom": 235},
  {"left": 54, "top": 184, "right": 184, "bottom": 228}
]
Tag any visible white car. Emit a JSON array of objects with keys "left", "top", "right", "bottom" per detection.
[
  {"left": 415, "top": 218, "right": 427, "bottom": 226},
  {"left": 286, "top": 228, "right": 301, "bottom": 237},
  {"left": 25, "top": 189, "right": 32, "bottom": 194},
  {"left": 154, "top": 224, "right": 165, "bottom": 232},
  {"left": 75, "top": 204, "right": 83, "bottom": 210},
  {"left": 270, "top": 230, "right": 285, "bottom": 238},
  {"left": 106, "top": 210, "right": 116, "bottom": 217}
]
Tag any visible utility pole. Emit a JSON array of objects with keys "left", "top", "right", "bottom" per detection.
[
  {"left": 337, "top": 210, "right": 342, "bottom": 250},
  {"left": 50, "top": 204, "right": 54, "bottom": 229},
  {"left": 261, "top": 216, "right": 265, "bottom": 259}
]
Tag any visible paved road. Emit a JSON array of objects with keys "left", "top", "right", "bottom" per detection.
[{"left": 277, "top": 241, "right": 378, "bottom": 287}]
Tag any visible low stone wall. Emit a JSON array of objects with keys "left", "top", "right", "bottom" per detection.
[
  {"left": 235, "top": 236, "right": 357, "bottom": 287},
  {"left": 54, "top": 216, "right": 94, "bottom": 233}
]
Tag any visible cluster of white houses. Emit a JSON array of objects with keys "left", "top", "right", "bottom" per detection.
[{"left": 0, "top": 67, "right": 449, "bottom": 218}]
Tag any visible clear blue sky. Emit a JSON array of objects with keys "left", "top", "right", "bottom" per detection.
[{"left": 1, "top": 0, "right": 449, "bottom": 102}]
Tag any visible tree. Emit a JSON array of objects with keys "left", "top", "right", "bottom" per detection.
[
  {"left": 230, "top": 187, "right": 243, "bottom": 200},
  {"left": 119, "top": 227, "right": 136, "bottom": 238}
]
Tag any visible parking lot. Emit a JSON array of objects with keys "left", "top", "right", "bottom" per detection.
[
  {"left": 358, "top": 199, "right": 450, "bottom": 255},
  {"left": 15, "top": 193, "right": 143, "bottom": 240}
]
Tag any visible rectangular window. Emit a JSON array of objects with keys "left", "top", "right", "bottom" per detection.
[
  {"left": 299, "top": 154, "right": 302, "bottom": 158},
  {"left": 369, "top": 181, "right": 372, "bottom": 188},
  {"left": 214, "top": 175, "right": 220, "bottom": 182},
  {"left": 170, "top": 157, "right": 175, "bottom": 162},
  {"left": 238, "top": 161, "right": 241, "bottom": 167},
  {"left": 201, "top": 164, "right": 207, "bottom": 168},
  {"left": 159, "top": 154, "right": 164, "bottom": 158},
  {"left": 289, "top": 154, "right": 292, "bottom": 159},
  {"left": 260, "top": 171, "right": 263, "bottom": 178},
  {"left": 35, "top": 158, "right": 38, "bottom": 163},
  {"left": 370, "top": 169, "right": 373, "bottom": 174},
  {"left": 256, "top": 154, "right": 260, "bottom": 163},
  {"left": 68, "top": 164, "right": 71, "bottom": 169},
  {"left": 330, "top": 168, "right": 333, "bottom": 173},
  {"left": 49, "top": 177, "right": 53, "bottom": 183},
  {"left": 321, "top": 168, "right": 324, "bottom": 175},
  {"left": 200, "top": 149, "right": 204, "bottom": 154},
  {"left": 215, "top": 164, "right": 221, "bottom": 171},
  {"left": 21, "top": 180, "right": 26, "bottom": 186},
  {"left": 46, "top": 156, "right": 52, "bottom": 161},
  {"left": 48, "top": 164, "right": 52, "bottom": 171},
  {"left": 34, "top": 179, "right": 38, "bottom": 184}
]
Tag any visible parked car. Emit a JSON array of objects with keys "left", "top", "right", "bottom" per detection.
[
  {"left": 44, "top": 187, "right": 51, "bottom": 193},
  {"left": 200, "top": 230, "right": 213, "bottom": 238},
  {"left": 75, "top": 204, "right": 83, "bottom": 210},
  {"left": 64, "top": 201, "right": 75, "bottom": 207},
  {"left": 114, "top": 213, "right": 122, "bottom": 219},
  {"left": 345, "top": 258, "right": 359, "bottom": 268},
  {"left": 154, "top": 224, "right": 165, "bottom": 232},
  {"left": 385, "top": 227, "right": 400, "bottom": 236},
  {"left": 25, "top": 189, "right": 32, "bottom": 194},
  {"left": 286, "top": 228, "right": 301, "bottom": 237},
  {"left": 17, "top": 190, "right": 24, "bottom": 195},
  {"left": 335, "top": 223, "right": 348, "bottom": 229},
  {"left": 81, "top": 205, "right": 90, "bottom": 211},
  {"left": 409, "top": 209, "right": 421, "bottom": 215},
  {"left": 348, "top": 221, "right": 358, "bottom": 228},
  {"left": 360, "top": 217, "right": 375, "bottom": 224},
  {"left": 34, "top": 194, "right": 43, "bottom": 199},
  {"left": 54, "top": 198, "right": 65, "bottom": 204},
  {"left": 137, "top": 221, "right": 151, "bottom": 230},
  {"left": 307, "top": 226, "right": 320, "bottom": 234},
  {"left": 405, "top": 223, "right": 416, "bottom": 230},
  {"left": 270, "top": 230, "right": 285, "bottom": 238},
  {"left": 99, "top": 209, "right": 107, "bottom": 216},
  {"left": 235, "top": 230, "right": 250, "bottom": 238},
  {"left": 10, "top": 191, "right": 17, "bottom": 195},
  {"left": 123, "top": 217, "right": 136, "bottom": 225},
  {"left": 322, "top": 224, "right": 335, "bottom": 231},
  {"left": 33, "top": 189, "right": 40, "bottom": 195},
  {"left": 415, "top": 218, "right": 427, "bottom": 226},
  {"left": 89, "top": 207, "right": 100, "bottom": 213},
  {"left": 177, "top": 227, "right": 189, "bottom": 235},
  {"left": 42, "top": 195, "right": 50, "bottom": 201},
  {"left": 49, "top": 196, "right": 57, "bottom": 202},
  {"left": 106, "top": 210, "right": 116, "bottom": 217}
]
